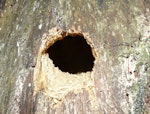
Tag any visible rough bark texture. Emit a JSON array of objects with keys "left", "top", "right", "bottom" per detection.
[{"left": 0, "top": 0, "right": 150, "bottom": 114}]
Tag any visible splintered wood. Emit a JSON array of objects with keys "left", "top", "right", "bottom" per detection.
[{"left": 33, "top": 27, "right": 99, "bottom": 109}]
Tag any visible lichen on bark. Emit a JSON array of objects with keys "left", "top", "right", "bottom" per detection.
[{"left": 0, "top": 0, "right": 149, "bottom": 114}]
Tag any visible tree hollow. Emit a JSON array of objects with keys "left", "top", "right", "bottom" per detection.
[{"left": 47, "top": 35, "right": 95, "bottom": 74}]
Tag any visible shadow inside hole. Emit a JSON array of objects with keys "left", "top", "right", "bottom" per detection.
[{"left": 47, "top": 35, "right": 95, "bottom": 74}]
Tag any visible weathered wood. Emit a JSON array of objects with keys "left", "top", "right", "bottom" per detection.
[{"left": 0, "top": 0, "right": 149, "bottom": 114}]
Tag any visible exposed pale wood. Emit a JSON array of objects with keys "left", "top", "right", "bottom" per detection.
[{"left": 0, "top": 0, "right": 149, "bottom": 114}]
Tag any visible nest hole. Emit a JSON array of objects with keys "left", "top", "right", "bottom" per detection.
[{"left": 47, "top": 35, "right": 95, "bottom": 74}]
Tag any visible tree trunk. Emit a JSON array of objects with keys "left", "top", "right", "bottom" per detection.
[{"left": 0, "top": 0, "right": 150, "bottom": 114}]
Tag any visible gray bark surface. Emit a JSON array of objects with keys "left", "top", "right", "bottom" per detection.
[{"left": 0, "top": 0, "right": 150, "bottom": 114}]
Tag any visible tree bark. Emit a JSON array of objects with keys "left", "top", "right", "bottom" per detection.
[{"left": 0, "top": 0, "right": 150, "bottom": 114}]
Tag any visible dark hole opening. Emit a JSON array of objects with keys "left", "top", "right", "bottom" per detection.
[
  {"left": 47, "top": 35, "right": 95, "bottom": 74},
  {"left": 126, "top": 93, "right": 129, "bottom": 97}
]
